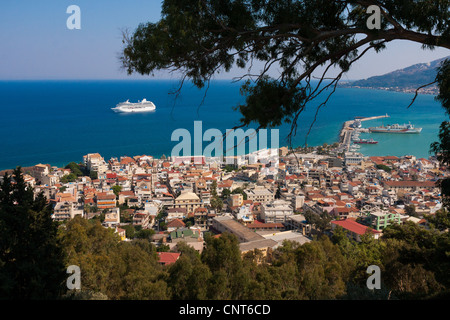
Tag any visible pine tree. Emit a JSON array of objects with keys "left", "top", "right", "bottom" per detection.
[{"left": 0, "top": 167, "right": 66, "bottom": 299}]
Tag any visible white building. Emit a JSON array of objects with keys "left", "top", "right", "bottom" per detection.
[
  {"left": 103, "top": 207, "right": 121, "bottom": 227},
  {"left": 83, "top": 153, "right": 108, "bottom": 175},
  {"left": 248, "top": 148, "right": 279, "bottom": 166},
  {"left": 261, "top": 199, "right": 294, "bottom": 223},
  {"left": 244, "top": 186, "right": 274, "bottom": 204},
  {"left": 345, "top": 152, "right": 364, "bottom": 166},
  {"left": 52, "top": 202, "right": 84, "bottom": 221},
  {"left": 235, "top": 204, "right": 254, "bottom": 223}
]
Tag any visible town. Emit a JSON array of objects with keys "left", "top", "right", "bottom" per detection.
[{"left": 1, "top": 145, "right": 446, "bottom": 266}]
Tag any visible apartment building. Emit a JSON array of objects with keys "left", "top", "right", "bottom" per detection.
[
  {"left": 96, "top": 192, "right": 116, "bottom": 209},
  {"left": 103, "top": 207, "right": 120, "bottom": 227},
  {"left": 368, "top": 211, "right": 402, "bottom": 231},
  {"left": 261, "top": 199, "right": 294, "bottom": 223},
  {"left": 52, "top": 202, "right": 83, "bottom": 221},
  {"left": 244, "top": 186, "right": 274, "bottom": 204},
  {"left": 172, "top": 191, "right": 202, "bottom": 214},
  {"left": 83, "top": 153, "right": 108, "bottom": 174}
]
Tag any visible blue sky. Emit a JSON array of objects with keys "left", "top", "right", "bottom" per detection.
[{"left": 0, "top": 1, "right": 449, "bottom": 80}]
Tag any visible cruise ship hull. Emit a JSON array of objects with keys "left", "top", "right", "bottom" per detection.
[
  {"left": 112, "top": 99, "right": 156, "bottom": 113},
  {"left": 369, "top": 128, "right": 422, "bottom": 133},
  {"left": 112, "top": 106, "right": 155, "bottom": 113}
]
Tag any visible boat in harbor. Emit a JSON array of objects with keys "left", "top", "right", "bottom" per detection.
[
  {"left": 112, "top": 99, "right": 156, "bottom": 113},
  {"left": 352, "top": 120, "right": 362, "bottom": 129},
  {"left": 353, "top": 138, "right": 378, "bottom": 144},
  {"left": 369, "top": 122, "right": 422, "bottom": 133}
]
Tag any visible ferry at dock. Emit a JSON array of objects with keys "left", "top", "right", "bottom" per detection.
[{"left": 369, "top": 122, "right": 422, "bottom": 133}]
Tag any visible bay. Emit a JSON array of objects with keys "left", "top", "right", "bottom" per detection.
[{"left": 0, "top": 80, "right": 446, "bottom": 170}]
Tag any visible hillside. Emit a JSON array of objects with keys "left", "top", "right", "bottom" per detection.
[{"left": 341, "top": 56, "right": 449, "bottom": 94}]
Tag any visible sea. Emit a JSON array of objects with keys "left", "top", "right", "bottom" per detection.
[{"left": 0, "top": 80, "right": 447, "bottom": 171}]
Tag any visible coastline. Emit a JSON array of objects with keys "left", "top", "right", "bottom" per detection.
[
  {"left": 339, "top": 85, "right": 439, "bottom": 95},
  {"left": 0, "top": 81, "right": 445, "bottom": 171}
]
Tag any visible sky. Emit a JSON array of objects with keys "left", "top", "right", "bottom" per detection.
[{"left": 0, "top": 1, "right": 449, "bottom": 81}]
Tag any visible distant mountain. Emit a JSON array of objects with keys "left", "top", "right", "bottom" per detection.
[{"left": 341, "top": 56, "right": 449, "bottom": 94}]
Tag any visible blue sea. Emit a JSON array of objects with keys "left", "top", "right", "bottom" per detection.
[{"left": 0, "top": 80, "right": 447, "bottom": 170}]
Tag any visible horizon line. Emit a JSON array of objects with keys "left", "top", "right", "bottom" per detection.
[{"left": 0, "top": 78, "right": 360, "bottom": 82}]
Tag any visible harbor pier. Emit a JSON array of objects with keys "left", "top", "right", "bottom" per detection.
[{"left": 338, "top": 114, "right": 389, "bottom": 152}]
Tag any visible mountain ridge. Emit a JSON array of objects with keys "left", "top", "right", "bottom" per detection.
[{"left": 340, "top": 56, "right": 449, "bottom": 94}]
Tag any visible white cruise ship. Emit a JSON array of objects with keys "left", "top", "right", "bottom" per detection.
[{"left": 112, "top": 99, "right": 156, "bottom": 113}]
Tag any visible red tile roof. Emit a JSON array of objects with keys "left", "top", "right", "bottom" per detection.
[
  {"left": 218, "top": 180, "right": 233, "bottom": 188},
  {"left": 157, "top": 252, "right": 181, "bottom": 265},
  {"left": 383, "top": 181, "right": 436, "bottom": 188},
  {"left": 119, "top": 191, "right": 134, "bottom": 196},
  {"left": 120, "top": 157, "right": 136, "bottom": 165},
  {"left": 166, "top": 219, "right": 186, "bottom": 228},
  {"left": 97, "top": 193, "right": 116, "bottom": 200},
  {"left": 332, "top": 219, "right": 381, "bottom": 236}
]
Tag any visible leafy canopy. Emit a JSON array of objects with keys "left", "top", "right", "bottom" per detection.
[
  {"left": 121, "top": 0, "right": 450, "bottom": 136},
  {"left": 121, "top": 0, "right": 450, "bottom": 205}
]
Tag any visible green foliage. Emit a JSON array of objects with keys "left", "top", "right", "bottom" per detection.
[
  {"left": 221, "top": 188, "right": 231, "bottom": 199},
  {"left": 304, "top": 209, "right": 333, "bottom": 235},
  {"left": 121, "top": 0, "right": 450, "bottom": 130},
  {"left": 436, "top": 59, "right": 450, "bottom": 113},
  {"left": 4, "top": 169, "right": 449, "bottom": 300},
  {"left": 65, "top": 162, "right": 84, "bottom": 177},
  {"left": 183, "top": 217, "right": 195, "bottom": 228},
  {"left": 89, "top": 171, "right": 98, "bottom": 180},
  {"left": 210, "top": 180, "right": 217, "bottom": 197},
  {"left": 376, "top": 164, "right": 392, "bottom": 173},
  {"left": 404, "top": 204, "right": 417, "bottom": 217},
  {"left": 431, "top": 120, "right": 450, "bottom": 208},
  {"left": 380, "top": 222, "right": 450, "bottom": 298},
  {"left": 59, "top": 217, "right": 168, "bottom": 300},
  {"left": 275, "top": 185, "right": 282, "bottom": 199},
  {"left": 157, "top": 244, "right": 170, "bottom": 252},
  {"left": 430, "top": 59, "right": 450, "bottom": 207},
  {"left": 425, "top": 209, "right": 450, "bottom": 231},
  {"left": 119, "top": 207, "right": 133, "bottom": 224},
  {"left": 167, "top": 242, "right": 211, "bottom": 300},
  {"left": 159, "top": 220, "right": 168, "bottom": 231},
  {"left": 223, "top": 165, "right": 235, "bottom": 172},
  {"left": 210, "top": 196, "right": 223, "bottom": 212},
  {"left": 60, "top": 173, "right": 77, "bottom": 183},
  {"left": 232, "top": 187, "right": 247, "bottom": 200},
  {"left": 121, "top": 224, "right": 136, "bottom": 239},
  {"left": 156, "top": 207, "right": 168, "bottom": 221},
  {"left": 135, "top": 228, "right": 156, "bottom": 241},
  {"left": 121, "top": 0, "right": 450, "bottom": 212},
  {"left": 295, "top": 237, "right": 350, "bottom": 299},
  {"left": 0, "top": 168, "right": 66, "bottom": 299},
  {"left": 63, "top": 290, "right": 109, "bottom": 300},
  {"left": 235, "top": 77, "right": 307, "bottom": 128},
  {"left": 111, "top": 185, "right": 122, "bottom": 197},
  {"left": 202, "top": 232, "right": 249, "bottom": 299}
]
